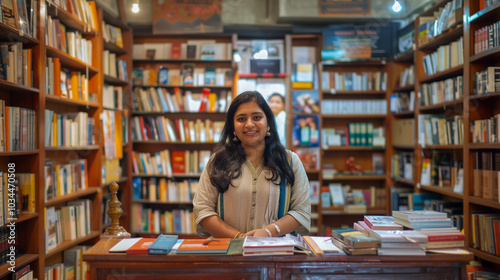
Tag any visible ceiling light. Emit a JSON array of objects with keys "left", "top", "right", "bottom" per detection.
[
  {"left": 131, "top": 2, "right": 139, "bottom": 13},
  {"left": 392, "top": 0, "right": 402, "bottom": 13}
]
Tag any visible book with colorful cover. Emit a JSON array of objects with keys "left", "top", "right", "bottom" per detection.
[
  {"left": 331, "top": 237, "right": 377, "bottom": 255},
  {"left": 126, "top": 238, "right": 156, "bottom": 254},
  {"left": 177, "top": 238, "right": 230, "bottom": 254},
  {"left": 331, "top": 228, "right": 380, "bottom": 248}
]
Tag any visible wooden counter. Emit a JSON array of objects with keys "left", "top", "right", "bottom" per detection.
[{"left": 83, "top": 239, "right": 473, "bottom": 279}]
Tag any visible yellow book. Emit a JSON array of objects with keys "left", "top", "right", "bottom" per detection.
[
  {"left": 159, "top": 178, "right": 167, "bottom": 201},
  {"left": 208, "top": 92, "right": 217, "bottom": 112}
]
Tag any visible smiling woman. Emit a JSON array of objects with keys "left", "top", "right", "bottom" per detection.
[{"left": 193, "top": 91, "right": 311, "bottom": 239}]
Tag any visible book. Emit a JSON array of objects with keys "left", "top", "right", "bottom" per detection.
[
  {"left": 332, "top": 228, "right": 380, "bottom": 248},
  {"left": 292, "top": 90, "right": 320, "bottom": 113},
  {"left": 109, "top": 237, "right": 142, "bottom": 253},
  {"left": 242, "top": 236, "right": 296, "bottom": 256},
  {"left": 364, "top": 216, "right": 404, "bottom": 230},
  {"left": 392, "top": 210, "right": 448, "bottom": 220},
  {"left": 148, "top": 234, "right": 178, "bottom": 254},
  {"left": 394, "top": 217, "right": 454, "bottom": 229},
  {"left": 126, "top": 238, "right": 156, "bottom": 254},
  {"left": 331, "top": 237, "right": 377, "bottom": 255},
  {"left": 377, "top": 247, "right": 426, "bottom": 256},
  {"left": 369, "top": 230, "right": 429, "bottom": 243},
  {"left": 303, "top": 236, "right": 343, "bottom": 255},
  {"left": 177, "top": 238, "right": 231, "bottom": 254}
]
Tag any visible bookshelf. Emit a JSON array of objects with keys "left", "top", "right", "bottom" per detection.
[
  {"left": 98, "top": 2, "right": 133, "bottom": 231},
  {"left": 130, "top": 34, "right": 236, "bottom": 237},
  {"left": 285, "top": 34, "right": 322, "bottom": 235},
  {"left": 319, "top": 58, "right": 389, "bottom": 234},
  {"left": 0, "top": 0, "right": 132, "bottom": 278},
  {"left": 464, "top": 0, "right": 500, "bottom": 268}
]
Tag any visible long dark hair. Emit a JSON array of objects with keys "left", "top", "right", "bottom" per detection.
[{"left": 209, "top": 91, "right": 294, "bottom": 193}]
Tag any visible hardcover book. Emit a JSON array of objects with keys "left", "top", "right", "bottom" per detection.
[
  {"left": 364, "top": 216, "right": 404, "bottom": 230},
  {"left": 126, "top": 238, "right": 156, "bottom": 254},
  {"left": 109, "top": 237, "right": 142, "bottom": 253},
  {"left": 148, "top": 234, "right": 179, "bottom": 254},
  {"left": 177, "top": 238, "right": 230, "bottom": 254},
  {"left": 242, "top": 236, "right": 296, "bottom": 256}
]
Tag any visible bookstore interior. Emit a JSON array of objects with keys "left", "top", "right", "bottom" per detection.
[{"left": 2, "top": 0, "right": 500, "bottom": 278}]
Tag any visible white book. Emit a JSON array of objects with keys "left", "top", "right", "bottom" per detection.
[{"left": 109, "top": 237, "right": 142, "bottom": 253}]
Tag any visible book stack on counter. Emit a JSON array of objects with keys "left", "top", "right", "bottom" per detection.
[
  {"left": 392, "top": 210, "right": 465, "bottom": 250},
  {"left": 331, "top": 228, "right": 379, "bottom": 255},
  {"left": 369, "top": 230, "right": 427, "bottom": 256},
  {"left": 363, "top": 215, "right": 404, "bottom": 231},
  {"left": 242, "top": 236, "right": 298, "bottom": 256}
]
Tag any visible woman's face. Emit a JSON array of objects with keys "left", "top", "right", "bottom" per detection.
[
  {"left": 234, "top": 101, "right": 268, "bottom": 150},
  {"left": 269, "top": 95, "right": 285, "bottom": 116}
]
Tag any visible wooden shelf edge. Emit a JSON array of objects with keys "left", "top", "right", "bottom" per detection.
[
  {"left": 468, "top": 248, "right": 500, "bottom": 264},
  {"left": 45, "top": 145, "right": 100, "bottom": 151},
  {"left": 323, "top": 175, "right": 386, "bottom": 181},
  {"left": 468, "top": 196, "right": 500, "bottom": 210},
  {"left": 132, "top": 200, "right": 193, "bottom": 204},
  {"left": 0, "top": 254, "right": 38, "bottom": 278},
  {"left": 419, "top": 185, "right": 463, "bottom": 199},
  {"left": 0, "top": 79, "right": 40, "bottom": 94},
  {"left": 418, "top": 99, "right": 464, "bottom": 111},
  {"left": 45, "top": 94, "right": 100, "bottom": 108},
  {"left": 4, "top": 213, "right": 39, "bottom": 228},
  {"left": 45, "top": 187, "right": 100, "bottom": 207},
  {"left": 0, "top": 150, "right": 39, "bottom": 156},
  {"left": 45, "top": 231, "right": 101, "bottom": 258}
]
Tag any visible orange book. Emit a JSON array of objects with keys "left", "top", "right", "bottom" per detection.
[
  {"left": 207, "top": 92, "right": 217, "bottom": 112},
  {"left": 87, "top": 1, "right": 99, "bottom": 31},
  {"left": 198, "top": 88, "right": 210, "bottom": 112},
  {"left": 53, "top": 57, "right": 61, "bottom": 96},
  {"left": 26, "top": 49, "right": 32, "bottom": 87},
  {"left": 52, "top": 112, "right": 57, "bottom": 147},
  {"left": 303, "top": 236, "right": 324, "bottom": 255},
  {"left": 171, "top": 43, "right": 182, "bottom": 59},
  {"left": 173, "top": 87, "right": 184, "bottom": 112},
  {"left": 126, "top": 238, "right": 156, "bottom": 254},
  {"left": 176, "top": 238, "right": 231, "bottom": 254},
  {"left": 114, "top": 111, "right": 123, "bottom": 159},
  {"left": 171, "top": 151, "right": 185, "bottom": 173},
  {"left": 70, "top": 71, "right": 79, "bottom": 100}
]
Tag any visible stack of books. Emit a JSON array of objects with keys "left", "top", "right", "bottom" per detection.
[
  {"left": 363, "top": 215, "right": 404, "bottom": 231},
  {"left": 331, "top": 228, "right": 379, "bottom": 255},
  {"left": 369, "top": 230, "right": 427, "bottom": 256},
  {"left": 242, "top": 236, "right": 297, "bottom": 256},
  {"left": 392, "top": 210, "right": 465, "bottom": 250}
]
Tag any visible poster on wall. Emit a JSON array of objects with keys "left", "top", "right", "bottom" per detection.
[
  {"left": 152, "top": 0, "right": 223, "bottom": 35},
  {"left": 321, "top": 23, "right": 398, "bottom": 61},
  {"left": 318, "top": 0, "right": 370, "bottom": 16}
]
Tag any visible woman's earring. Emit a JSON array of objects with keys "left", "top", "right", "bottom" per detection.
[
  {"left": 266, "top": 128, "right": 271, "bottom": 137},
  {"left": 233, "top": 132, "right": 239, "bottom": 142}
]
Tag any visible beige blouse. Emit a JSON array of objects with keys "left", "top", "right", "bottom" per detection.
[{"left": 193, "top": 151, "right": 311, "bottom": 237}]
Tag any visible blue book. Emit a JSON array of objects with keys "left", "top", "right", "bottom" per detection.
[{"left": 148, "top": 234, "right": 178, "bottom": 254}]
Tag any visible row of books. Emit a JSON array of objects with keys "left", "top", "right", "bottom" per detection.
[
  {"left": 471, "top": 212, "right": 500, "bottom": 256},
  {"left": 0, "top": 0, "right": 37, "bottom": 38},
  {"left": 44, "top": 245, "right": 91, "bottom": 280},
  {"left": 471, "top": 115, "right": 500, "bottom": 144},
  {"left": 45, "top": 200, "right": 92, "bottom": 252},
  {"left": 44, "top": 158, "right": 88, "bottom": 202},
  {"left": 392, "top": 151, "right": 414, "bottom": 181},
  {"left": 473, "top": 21, "right": 500, "bottom": 55},
  {"left": 421, "top": 152, "right": 463, "bottom": 190},
  {"left": 321, "top": 126, "right": 385, "bottom": 148},
  {"left": 49, "top": 0, "right": 98, "bottom": 30},
  {"left": 132, "top": 149, "right": 211, "bottom": 176},
  {"left": 390, "top": 91, "right": 415, "bottom": 113},
  {"left": 0, "top": 101, "right": 36, "bottom": 152},
  {"left": 398, "top": 65, "right": 414, "bottom": 87},
  {"left": 422, "top": 37, "right": 464, "bottom": 76},
  {"left": 473, "top": 151, "right": 500, "bottom": 202},
  {"left": 103, "top": 50, "right": 127, "bottom": 80},
  {"left": 11, "top": 264, "right": 33, "bottom": 280},
  {"left": 102, "top": 21, "right": 124, "bottom": 47},
  {"left": 46, "top": 57, "right": 90, "bottom": 101},
  {"left": 417, "top": 0, "right": 462, "bottom": 46},
  {"left": 131, "top": 205, "right": 195, "bottom": 234},
  {"left": 0, "top": 43, "right": 32, "bottom": 87},
  {"left": 132, "top": 177, "right": 197, "bottom": 203},
  {"left": 0, "top": 172, "right": 35, "bottom": 226},
  {"left": 102, "top": 84, "right": 123, "bottom": 110},
  {"left": 133, "top": 65, "right": 232, "bottom": 88},
  {"left": 473, "top": 66, "right": 500, "bottom": 96},
  {"left": 321, "top": 99, "right": 387, "bottom": 115},
  {"left": 321, "top": 71, "right": 387, "bottom": 92},
  {"left": 133, "top": 87, "right": 231, "bottom": 113},
  {"left": 133, "top": 41, "right": 233, "bottom": 61},
  {"left": 417, "top": 114, "right": 464, "bottom": 146},
  {"left": 132, "top": 116, "right": 224, "bottom": 143},
  {"left": 44, "top": 110, "right": 95, "bottom": 147},
  {"left": 419, "top": 76, "right": 463, "bottom": 106},
  {"left": 46, "top": 15, "right": 93, "bottom": 65},
  {"left": 322, "top": 184, "right": 386, "bottom": 210}
]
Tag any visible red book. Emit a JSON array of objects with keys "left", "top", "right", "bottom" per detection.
[
  {"left": 198, "top": 88, "right": 210, "bottom": 112},
  {"left": 171, "top": 43, "right": 182, "bottom": 59},
  {"left": 139, "top": 117, "right": 147, "bottom": 140},
  {"left": 171, "top": 151, "right": 185, "bottom": 173},
  {"left": 177, "top": 238, "right": 231, "bottom": 254},
  {"left": 126, "top": 238, "right": 156, "bottom": 254},
  {"left": 421, "top": 232, "right": 465, "bottom": 242}
]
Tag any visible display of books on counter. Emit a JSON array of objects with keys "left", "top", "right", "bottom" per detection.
[{"left": 242, "top": 236, "right": 297, "bottom": 256}]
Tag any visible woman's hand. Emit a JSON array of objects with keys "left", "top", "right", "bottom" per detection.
[{"left": 245, "top": 228, "right": 270, "bottom": 237}]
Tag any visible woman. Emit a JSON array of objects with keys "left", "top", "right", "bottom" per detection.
[
  {"left": 193, "top": 91, "right": 310, "bottom": 238},
  {"left": 268, "top": 93, "right": 287, "bottom": 146}
]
